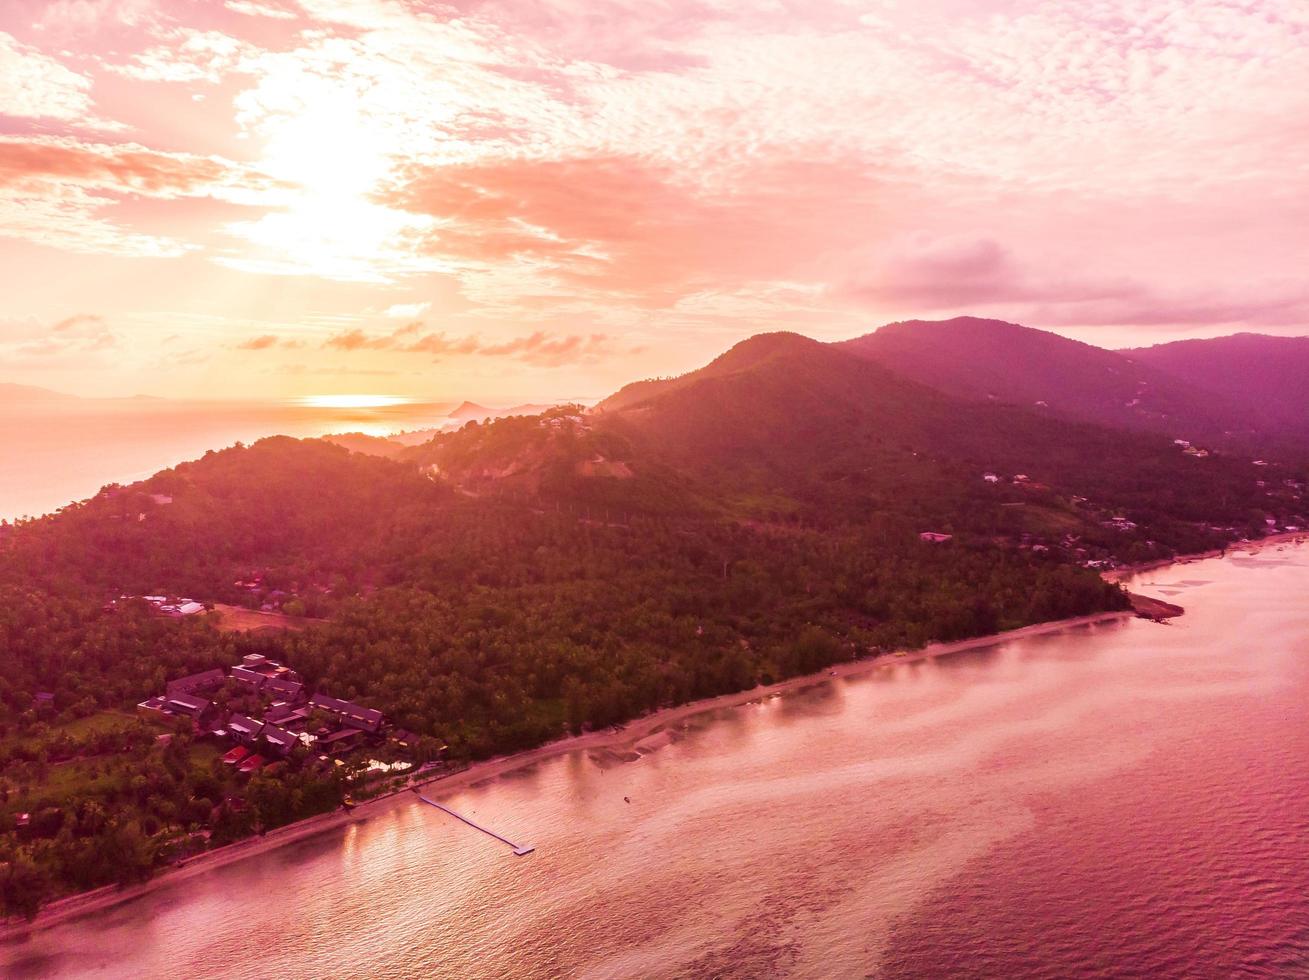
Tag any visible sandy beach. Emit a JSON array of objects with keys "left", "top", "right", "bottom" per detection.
[
  {"left": 6, "top": 532, "right": 1305, "bottom": 941},
  {"left": 1, "top": 607, "right": 1137, "bottom": 941}
]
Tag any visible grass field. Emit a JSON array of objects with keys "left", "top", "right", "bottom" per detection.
[{"left": 210, "top": 603, "right": 324, "bottom": 633}]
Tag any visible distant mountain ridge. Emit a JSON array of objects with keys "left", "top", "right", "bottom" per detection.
[
  {"left": 837, "top": 316, "right": 1272, "bottom": 445},
  {"left": 598, "top": 316, "right": 1307, "bottom": 453},
  {"left": 0, "top": 382, "right": 78, "bottom": 406},
  {"left": 1124, "top": 333, "right": 1309, "bottom": 439}
]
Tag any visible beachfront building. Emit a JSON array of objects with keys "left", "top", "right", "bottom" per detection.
[{"left": 310, "top": 694, "right": 385, "bottom": 735}]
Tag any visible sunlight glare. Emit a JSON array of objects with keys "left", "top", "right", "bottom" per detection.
[{"left": 302, "top": 394, "right": 411, "bottom": 409}]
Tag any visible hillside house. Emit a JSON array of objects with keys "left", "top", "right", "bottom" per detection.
[
  {"left": 236, "top": 653, "right": 302, "bottom": 683},
  {"left": 261, "top": 724, "right": 300, "bottom": 757},
  {"left": 166, "top": 668, "right": 225, "bottom": 698},
  {"left": 263, "top": 676, "right": 306, "bottom": 703},
  {"left": 227, "top": 714, "right": 264, "bottom": 745},
  {"left": 919, "top": 532, "right": 953, "bottom": 543},
  {"left": 230, "top": 665, "right": 267, "bottom": 691},
  {"left": 265, "top": 702, "right": 313, "bottom": 728},
  {"left": 164, "top": 692, "right": 214, "bottom": 722},
  {"left": 310, "top": 694, "right": 384, "bottom": 734}
]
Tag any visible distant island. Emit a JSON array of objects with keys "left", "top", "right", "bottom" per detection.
[{"left": 2, "top": 317, "right": 1306, "bottom": 921}]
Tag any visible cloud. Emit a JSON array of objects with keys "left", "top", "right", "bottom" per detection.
[
  {"left": 322, "top": 322, "right": 625, "bottom": 365},
  {"left": 235, "top": 333, "right": 303, "bottom": 349},
  {"left": 0, "top": 31, "right": 96, "bottom": 123},
  {"left": 33, "top": 0, "right": 160, "bottom": 34},
  {"left": 111, "top": 29, "right": 261, "bottom": 84},
  {"left": 480, "top": 331, "right": 618, "bottom": 367},
  {"left": 382, "top": 301, "right": 430, "bottom": 318},
  {"left": 841, "top": 237, "right": 1138, "bottom": 309},
  {"left": 225, "top": 0, "right": 298, "bottom": 20},
  {"left": 0, "top": 136, "right": 274, "bottom": 198},
  {"left": 386, "top": 153, "right": 890, "bottom": 307},
  {"left": 0, "top": 312, "right": 119, "bottom": 362},
  {"left": 844, "top": 236, "right": 1309, "bottom": 330},
  {"left": 0, "top": 135, "right": 283, "bottom": 256}
]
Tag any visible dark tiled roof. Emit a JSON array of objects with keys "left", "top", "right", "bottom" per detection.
[
  {"left": 165, "top": 693, "right": 212, "bottom": 716},
  {"left": 263, "top": 677, "right": 305, "bottom": 700},
  {"left": 230, "top": 666, "right": 267, "bottom": 688},
  {"left": 228, "top": 714, "right": 264, "bottom": 740},
  {"left": 261, "top": 724, "right": 299, "bottom": 755},
  {"left": 309, "top": 693, "right": 384, "bottom": 731},
  {"left": 166, "top": 668, "right": 225, "bottom": 696}
]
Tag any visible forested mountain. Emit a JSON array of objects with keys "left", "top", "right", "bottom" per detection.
[
  {"left": 3, "top": 325, "right": 1307, "bottom": 918},
  {"left": 838, "top": 317, "right": 1269, "bottom": 445},
  {"left": 584, "top": 332, "right": 1297, "bottom": 550},
  {"left": 1125, "top": 333, "right": 1309, "bottom": 441}
]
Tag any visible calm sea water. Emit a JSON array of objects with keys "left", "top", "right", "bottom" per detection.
[
  {"left": 4, "top": 546, "right": 1308, "bottom": 978},
  {"left": 0, "top": 400, "right": 454, "bottom": 521}
]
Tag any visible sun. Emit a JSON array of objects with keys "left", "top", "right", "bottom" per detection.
[{"left": 302, "top": 394, "right": 411, "bottom": 409}]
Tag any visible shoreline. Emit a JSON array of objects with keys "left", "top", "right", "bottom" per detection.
[
  {"left": 1101, "top": 530, "right": 1307, "bottom": 583},
  {"left": 6, "top": 533, "right": 1305, "bottom": 942},
  {"left": 1, "top": 608, "right": 1135, "bottom": 942}
]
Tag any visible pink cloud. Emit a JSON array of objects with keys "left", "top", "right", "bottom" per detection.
[
  {"left": 843, "top": 236, "right": 1309, "bottom": 330},
  {"left": 235, "top": 333, "right": 304, "bottom": 349},
  {"left": 387, "top": 153, "right": 892, "bottom": 305},
  {"left": 0, "top": 136, "right": 250, "bottom": 196},
  {"left": 322, "top": 322, "right": 625, "bottom": 365}
]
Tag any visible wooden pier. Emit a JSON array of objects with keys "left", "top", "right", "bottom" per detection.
[{"left": 413, "top": 790, "right": 535, "bottom": 856}]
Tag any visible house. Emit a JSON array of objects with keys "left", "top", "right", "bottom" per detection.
[
  {"left": 266, "top": 702, "right": 313, "bottom": 729},
  {"left": 263, "top": 677, "right": 306, "bottom": 703},
  {"left": 919, "top": 532, "right": 953, "bottom": 543},
  {"left": 230, "top": 665, "right": 268, "bottom": 691},
  {"left": 238, "top": 754, "right": 266, "bottom": 774},
  {"left": 163, "top": 693, "right": 215, "bottom": 724},
  {"left": 227, "top": 713, "right": 264, "bottom": 744},
  {"left": 147, "top": 493, "right": 174, "bottom": 506},
  {"left": 173, "top": 601, "right": 206, "bottom": 616},
  {"left": 982, "top": 473, "right": 1000, "bottom": 483},
  {"left": 236, "top": 653, "right": 302, "bottom": 683},
  {"left": 261, "top": 724, "right": 300, "bottom": 757},
  {"left": 309, "top": 694, "right": 384, "bottom": 734},
  {"left": 166, "top": 668, "right": 225, "bottom": 697},
  {"left": 221, "top": 746, "right": 250, "bottom": 766},
  {"left": 32, "top": 691, "right": 55, "bottom": 707}
]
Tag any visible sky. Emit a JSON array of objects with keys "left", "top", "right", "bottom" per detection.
[{"left": 1, "top": 0, "right": 1308, "bottom": 402}]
